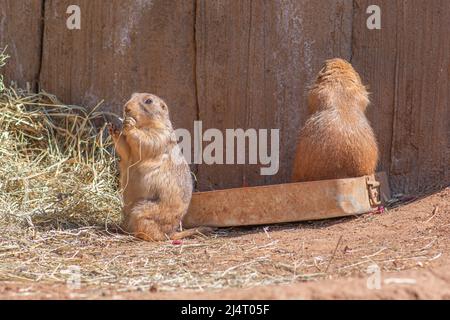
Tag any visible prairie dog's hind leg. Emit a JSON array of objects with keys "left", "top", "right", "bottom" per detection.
[{"left": 123, "top": 201, "right": 179, "bottom": 242}]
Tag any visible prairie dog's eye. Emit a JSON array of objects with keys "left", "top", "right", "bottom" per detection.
[{"left": 144, "top": 98, "right": 153, "bottom": 105}]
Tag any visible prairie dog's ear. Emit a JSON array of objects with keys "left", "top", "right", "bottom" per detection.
[{"left": 160, "top": 100, "right": 168, "bottom": 111}]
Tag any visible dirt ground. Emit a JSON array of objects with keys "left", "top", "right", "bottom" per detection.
[{"left": 0, "top": 187, "right": 448, "bottom": 300}]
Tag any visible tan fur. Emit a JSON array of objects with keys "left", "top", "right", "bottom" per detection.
[
  {"left": 292, "top": 58, "right": 379, "bottom": 182},
  {"left": 109, "top": 93, "right": 212, "bottom": 241}
]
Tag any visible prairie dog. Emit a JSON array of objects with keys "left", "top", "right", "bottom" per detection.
[
  {"left": 292, "top": 58, "right": 379, "bottom": 182},
  {"left": 109, "top": 93, "right": 211, "bottom": 241}
]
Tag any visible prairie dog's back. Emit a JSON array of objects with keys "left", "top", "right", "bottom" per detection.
[{"left": 292, "top": 58, "right": 379, "bottom": 182}]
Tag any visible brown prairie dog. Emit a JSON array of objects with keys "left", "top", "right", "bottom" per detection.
[
  {"left": 109, "top": 93, "right": 211, "bottom": 241},
  {"left": 292, "top": 58, "right": 379, "bottom": 182}
]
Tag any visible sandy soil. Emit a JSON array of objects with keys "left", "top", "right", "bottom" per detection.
[{"left": 0, "top": 187, "right": 448, "bottom": 300}]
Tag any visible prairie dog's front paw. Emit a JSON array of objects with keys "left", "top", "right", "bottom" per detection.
[
  {"left": 123, "top": 117, "right": 137, "bottom": 131},
  {"left": 108, "top": 122, "right": 120, "bottom": 137}
]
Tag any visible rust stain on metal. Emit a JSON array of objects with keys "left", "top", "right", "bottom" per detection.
[{"left": 183, "top": 172, "right": 391, "bottom": 228}]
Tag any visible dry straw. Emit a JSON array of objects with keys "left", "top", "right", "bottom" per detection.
[{"left": 0, "top": 85, "right": 122, "bottom": 229}]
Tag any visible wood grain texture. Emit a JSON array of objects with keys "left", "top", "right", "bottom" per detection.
[
  {"left": 352, "top": 0, "right": 450, "bottom": 193},
  {"left": 392, "top": 0, "right": 450, "bottom": 193},
  {"left": 39, "top": 0, "right": 198, "bottom": 144},
  {"left": 0, "top": 0, "right": 43, "bottom": 89},
  {"left": 1, "top": 0, "right": 448, "bottom": 194},
  {"left": 195, "top": 0, "right": 352, "bottom": 190}
]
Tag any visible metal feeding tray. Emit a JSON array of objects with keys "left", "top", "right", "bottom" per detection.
[{"left": 183, "top": 172, "right": 391, "bottom": 228}]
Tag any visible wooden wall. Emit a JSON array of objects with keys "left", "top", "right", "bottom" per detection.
[
  {"left": 0, "top": 0, "right": 43, "bottom": 89},
  {"left": 0, "top": 0, "right": 449, "bottom": 194},
  {"left": 352, "top": 0, "right": 450, "bottom": 193}
]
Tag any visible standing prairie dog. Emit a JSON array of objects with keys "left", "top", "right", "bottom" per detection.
[
  {"left": 109, "top": 93, "right": 211, "bottom": 241},
  {"left": 292, "top": 58, "right": 379, "bottom": 182}
]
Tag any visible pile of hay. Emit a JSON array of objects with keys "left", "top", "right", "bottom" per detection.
[{"left": 0, "top": 52, "right": 122, "bottom": 231}]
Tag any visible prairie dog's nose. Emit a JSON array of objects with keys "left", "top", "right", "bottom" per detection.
[{"left": 124, "top": 104, "right": 131, "bottom": 114}]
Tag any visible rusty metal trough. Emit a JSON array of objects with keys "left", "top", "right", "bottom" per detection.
[{"left": 183, "top": 172, "right": 391, "bottom": 228}]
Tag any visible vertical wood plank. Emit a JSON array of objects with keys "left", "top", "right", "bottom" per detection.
[
  {"left": 351, "top": 0, "right": 398, "bottom": 183},
  {"left": 39, "top": 0, "right": 198, "bottom": 147},
  {"left": 353, "top": 0, "right": 450, "bottom": 194},
  {"left": 0, "top": 0, "right": 43, "bottom": 89},
  {"left": 391, "top": 0, "right": 450, "bottom": 193},
  {"left": 195, "top": 0, "right": 353, "bottom": 190}
]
